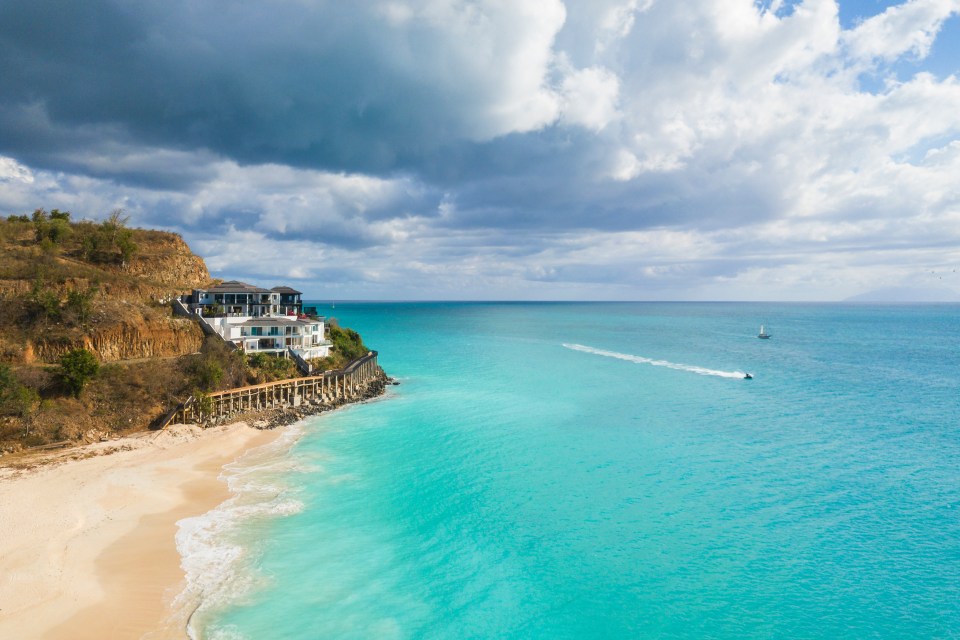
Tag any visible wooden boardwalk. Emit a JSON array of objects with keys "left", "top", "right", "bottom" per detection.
[{"left": 157, "top": 351, "right": 384, "bottom": 428}]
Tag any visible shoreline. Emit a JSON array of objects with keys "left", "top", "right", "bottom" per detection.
[{"left": 0, "top": 422, "right": 284, "bottom": 640}]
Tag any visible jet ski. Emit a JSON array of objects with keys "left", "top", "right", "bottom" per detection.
[{"left": 743, "top": 373, "right": 753, "bottom": 379}]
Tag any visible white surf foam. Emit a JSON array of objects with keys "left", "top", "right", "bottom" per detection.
[
  {"left": 171, "top": 423, "right": 309, "bottom": 639},
  {"left": 563, "top": 343, "right": 748, "bottom": 379}
]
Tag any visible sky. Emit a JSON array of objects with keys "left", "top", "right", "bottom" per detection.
[{"left": 1, "top": 0, "right": 959, "bottom": 301}]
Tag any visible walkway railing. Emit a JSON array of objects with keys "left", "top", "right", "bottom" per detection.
[
  {"left": 156, "top": 351, "right": 383, "bottom": 428},
  {"left": 288, "top": 348, "right": 314, "bottom": 375}
]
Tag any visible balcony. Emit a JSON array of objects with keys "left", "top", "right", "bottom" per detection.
[{"left": 243, "top": 338, "right": 284, "bottom": 352}]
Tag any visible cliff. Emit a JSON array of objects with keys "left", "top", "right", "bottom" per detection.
[
  {"left": 0, "top": 210, "right": 379, "bottom": 457},
  {"left": 0, "top": 216, "right": 210, "bottom": 364},
  {"left": 0, "top": 211, "right": 227, "bottom": 452}
]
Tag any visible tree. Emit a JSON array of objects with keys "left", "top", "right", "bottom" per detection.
[
  {"left": 7, "top": 385, "right": 40, "bottom": 418},
  {"left": 0, "top": 363, "right": 13, "bottom": 396},
  {"left": 58, "top": 348, "right": 99, "bottom": 397},
  {"left": 30, "top": 207, "right": 71, "bottom": 247},
  {"left": 103, "top": 209, "right": 129, "bottom": 244},
  {"left": 0, "top": 364, "right": 39, "bottom": 418},
  {"left": 196, "top": 391, "right": 212, "bottom": 416},
  {"left": 78, "top": 209, "right": 138, "bottom": 267},
  {"left": 79, "top": 223, "right": 109, "bottom": 262},
  {"left": 116, "top": 229, "right": 137, "bottom": 267},
  {"left": 248, "top": 352, "right": 296, "bottom": 382},
  {"left": 47, "top": 217, "right": 72, "bottom": 244},
  {"left": 32, "top": 208, "right": 49, "bottom": 243}
]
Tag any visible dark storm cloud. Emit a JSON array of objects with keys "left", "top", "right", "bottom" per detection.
[
  {"left": 0, "top": 0, "right": 549, "bottom": 174},
  {"left": 2, "top": 0, "right": 959, "bottom": 301},
  {"left": 0, "top": 0, "right": 790, "bottom": 240}
]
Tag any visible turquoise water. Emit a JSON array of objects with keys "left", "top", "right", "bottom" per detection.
[{"left": 184, "top": 303, "right": 960, "bottom": 639}]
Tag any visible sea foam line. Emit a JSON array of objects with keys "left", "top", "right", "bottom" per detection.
[
  {"left": 172, "top": 421, "right": 310, "bottom": 640},
  {"left": 563, "top": 343, "right": 747, "bottom": 379}
]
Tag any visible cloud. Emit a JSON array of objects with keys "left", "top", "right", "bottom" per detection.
[
  {"left": 1, "top": 0, "right": 960, "bottom": 300},
  {"left": 0, "top": 0, "right": 574, "bottom": 174},
  {"left": 843, "top": 0, "right": 960, "bottom": 63},
  {"left": 558, "top": 62, "right": 621, "bottom": 131},
  {"left": 0, "top": 156, "right": 34, "bottom": 184}
]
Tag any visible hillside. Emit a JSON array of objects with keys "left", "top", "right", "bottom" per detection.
[
  {"left": 0, "top": 210, "right": 226, "bottom": 454},
  {"left": 0, "top": 210, "right": 210, "bottom": 364},
  {"left": 0, "top": 209, "right": 376, "bottom": 458}
]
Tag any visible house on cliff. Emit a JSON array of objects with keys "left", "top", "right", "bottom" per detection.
[{"left": 180, "top": 281, "right": 331, "bottom": 360}]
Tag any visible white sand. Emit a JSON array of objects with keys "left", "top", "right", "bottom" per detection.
[{"left": 0, "top": 423, "right": 283, "bottom": 640}]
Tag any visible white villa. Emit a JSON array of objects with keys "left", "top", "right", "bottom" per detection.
[{"left": 182, "top": 281, "right": 331, "bottom": 360}]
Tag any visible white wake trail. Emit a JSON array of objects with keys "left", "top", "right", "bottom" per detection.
[{"left": 563, "top": 343, "right": 747, "bottom": 379}]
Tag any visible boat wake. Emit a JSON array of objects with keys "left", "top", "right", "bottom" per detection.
[{"left": 563, "top": 343, "right": 748, "bottom": 379}]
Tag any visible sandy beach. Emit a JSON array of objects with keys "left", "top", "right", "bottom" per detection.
[{"left": 0, "top": 423, "right": 283, "bottom": 640}]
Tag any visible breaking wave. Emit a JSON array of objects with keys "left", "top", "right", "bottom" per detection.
[
  {"left": 563, "top": 343, "right": 748, "bottom": 379},
  {"left": 171, "top": 422, "right": 309, "bottom": 640}
]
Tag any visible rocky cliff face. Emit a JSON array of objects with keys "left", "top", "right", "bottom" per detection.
[
  {"left": 24, "top": 316, "right": 203, "bottom": 363},
  {"left": 0, "top": 222, "right": 212, "bottom": 364},
  {"left": 122, "top": 231, "right": 211, "bottom": 291}
]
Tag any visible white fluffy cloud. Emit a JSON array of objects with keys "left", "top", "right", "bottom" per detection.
[
  {"left": 372, "top": 0, "right": 569, "bottom": 139},
  {"left": 843, "top": 0, "right": 960, "bottom": 63},
  {"left": 2, "top": 0, "right": 960, "bottom": 300},
  {"left": 559, "top": 62, "right": 621, "bottom": 131}
]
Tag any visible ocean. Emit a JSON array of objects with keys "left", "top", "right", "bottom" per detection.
[{"left": 177, "top": 302, "right": 960, "bottom": 639}]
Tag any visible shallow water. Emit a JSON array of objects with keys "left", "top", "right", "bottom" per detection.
[{"left": 183, "top": 302, "right": 960, "bottom": 639}]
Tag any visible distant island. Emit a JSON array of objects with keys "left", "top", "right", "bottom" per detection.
[
  {"left": 0, "top": 209, "right": 383, "bottom": 457},
  {"left": 844, "top": 285, "right": 960, "bottom": 303}
]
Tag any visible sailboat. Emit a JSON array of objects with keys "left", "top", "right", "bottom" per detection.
[{"left": 758, "top": 324, "right": 771, "bottom": 339}]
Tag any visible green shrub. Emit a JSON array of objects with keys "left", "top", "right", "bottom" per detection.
[
  {"left": 64, "top": 285, "right": 98, "bottom": 326},
  {"left": 47, "top": 218, "right": 72, "bottom": 244},
  {"left": 30, "top": 276, "right": 61, "bottom": 321},
  {"left": 184, "top": 337, "right": 248, "bottom": 391},
  {"left": 329, "top": 324, "right": 367, "bottom": 361},
  {"left": 194, "top": 391, "right": 214, "bottom": 420},
  {"left": 32, "top": 208, "right": 48, "bottom": 243},
  {"left": 6, "top": 385, "right": 40, "bottom": 418},
  {"left": 74, "top": 209, "right": 137, "bottom": 266},
  {"left": 248, "top": 352, "right": 296, "bottom": 382},
  {"left": 58, "top": 348, "right": 100, "bottom": 397},
  {"left": 0, "top": 364, "right": 34, "bottom": 417},
  {"left": 31, "top": 208, "right": 72, "bottom": 246},
  {"left": 188, "top": 359, "right": 224, "bottom": 391}
]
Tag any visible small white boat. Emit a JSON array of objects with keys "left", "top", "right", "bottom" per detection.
[{"left": 758, "top": 325, "right": 771, "bottom": 339}]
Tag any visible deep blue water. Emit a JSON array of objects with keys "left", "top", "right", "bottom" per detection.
[{"left": 181, "top": 302, "right": 960, "bottom": 639}]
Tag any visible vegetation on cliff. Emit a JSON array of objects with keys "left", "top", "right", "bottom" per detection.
[
  {"left": 309, "top": 320, "right": 369, "bottom": 372},
  {"left": 0, "top": 209, "right": 214, "bottom": 451},
  {"left": 0, "top": 209, "right": 210, "bottom": 364},
  {"left": 0, "top": 208, "right": 376, "bottom": 457}
]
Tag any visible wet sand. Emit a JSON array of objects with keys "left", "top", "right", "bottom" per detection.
[{"left": 0, "top": 423, "right": 283, "bottom": 640}]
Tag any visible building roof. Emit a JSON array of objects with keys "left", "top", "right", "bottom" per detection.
[
  {"left": 204, "top": 280, "right": 274, "bottom": 294},
  {"left": 271, "top": 286, "right": 303, "bottom": 295}
]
